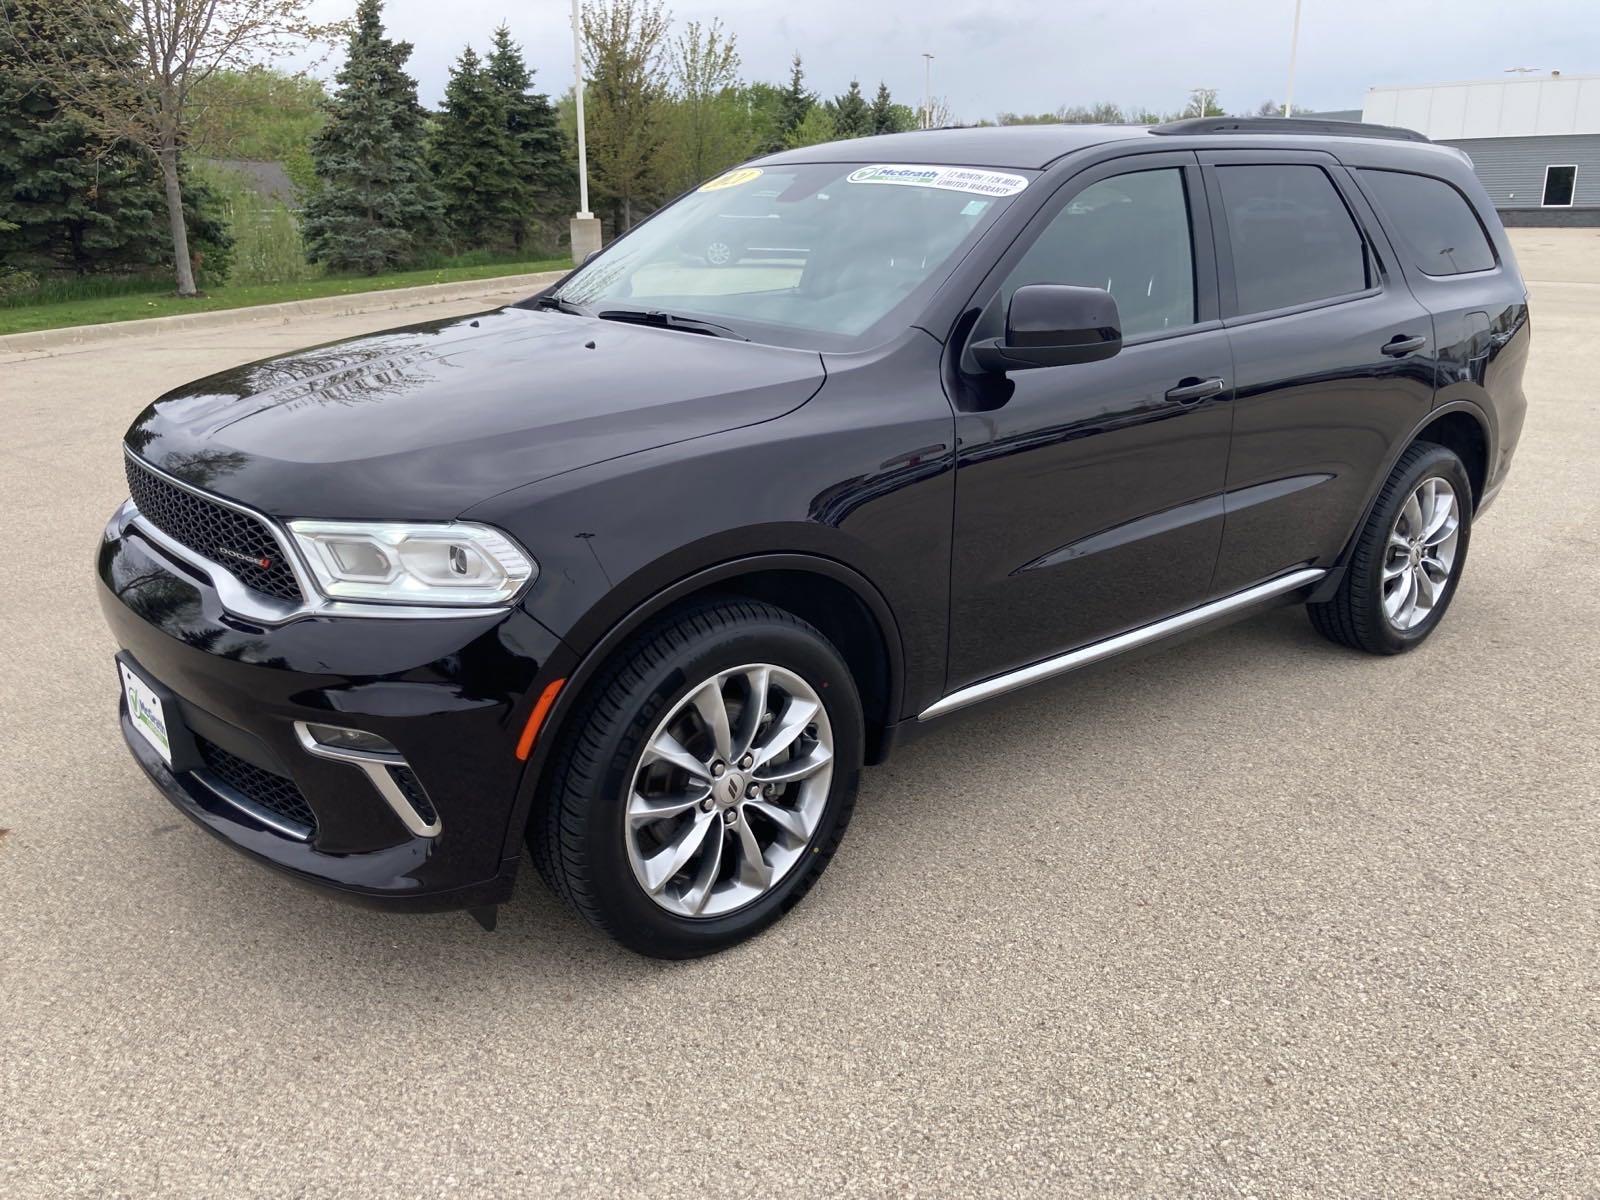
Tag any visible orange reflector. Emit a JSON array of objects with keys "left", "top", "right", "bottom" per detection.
[{"left": 515, "top": 678, "right": 565, "bottom": 761}]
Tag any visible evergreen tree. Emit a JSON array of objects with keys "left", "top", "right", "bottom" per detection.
[
  {"left": 428, "top": 46, "right": 518, "bottom": 249},
  {"left": 869, "top": 82, "right": 916, "bottom": 135},
  {"left": 831, "top": 79, "right": 871, "bottom": 139},
  {"left": 778, "top": 53, "right": 814, "bottom": 144},
  {"left": 302, "top": 0, "right": 442, "bottom": 273},
  {"left": 485, "top": 24, "right": 571, "bottom": 250}
]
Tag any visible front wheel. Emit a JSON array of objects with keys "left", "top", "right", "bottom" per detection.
[
  {"left": 531, "top": 599, "right": 863, "bottom": 958},
  {"left": 1308, "top": 441, "right": 1473, "bottom": 654}
]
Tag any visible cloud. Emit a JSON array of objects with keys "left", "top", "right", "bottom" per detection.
[{"left": 307, "top": 0, "right": 1597, "bottom": 123}]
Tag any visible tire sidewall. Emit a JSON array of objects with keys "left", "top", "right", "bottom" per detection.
[
  {"left": 1361, "top": 446, "right": 1474, "bottom": 653},
  {"left": 579, "top": 613, "right": 863, "bottom": 956}
]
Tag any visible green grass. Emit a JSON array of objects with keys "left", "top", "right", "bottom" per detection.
[{"left": 0, "top": 257, "right": 569, "bottom": 336}]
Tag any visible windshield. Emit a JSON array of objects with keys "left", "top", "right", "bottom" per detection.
[{"left": 552, "top": 162, "right": 1034, "bottom": 349}]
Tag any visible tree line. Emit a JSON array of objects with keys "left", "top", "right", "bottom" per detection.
[{"left": 0, "top": 0, "right": 1298, "bottom": 300}]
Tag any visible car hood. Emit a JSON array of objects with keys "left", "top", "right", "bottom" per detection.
[{"left": 124, "top": 306, "right": 826, "bottom": 520}]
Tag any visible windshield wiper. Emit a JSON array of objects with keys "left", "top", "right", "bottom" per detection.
[
  {"left": 595, "top": 308, "right": 748, "bottom": 340},
  {"left": 533, "top": 293, "right": 582, "bottom": 314}
]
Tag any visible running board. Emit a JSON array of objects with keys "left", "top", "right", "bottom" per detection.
[{"left": 918, "top": 568, "right": 1326, "bottom": 721}]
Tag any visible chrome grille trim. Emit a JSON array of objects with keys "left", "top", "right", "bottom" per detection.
[
  {"left": 112, "top": 455, "right": 510, "bottom": 626},
  {"left": 123, "top": 449, "right": 315, "bottom": 604}
]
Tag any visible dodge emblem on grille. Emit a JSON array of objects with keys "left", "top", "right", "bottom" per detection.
[{"left": 215, "top": 545, "right": 273, "bottom": 570}]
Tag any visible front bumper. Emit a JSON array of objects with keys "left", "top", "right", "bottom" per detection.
[{"left": 98, "top": 504, "right": 566, "bottom": 912}]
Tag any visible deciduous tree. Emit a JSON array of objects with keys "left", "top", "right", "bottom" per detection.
[
  {"left": 1186, "top": 87, "right": 1224, "bottom": 118},
  {"left": 786, "top": 104, "right": 835, "bottom": 149},
  {"left": 661, "top": 18, "right": 751, "bottom": 190},
  {"left": 582, "top": 0, "right": 671, "bottom": 229},
  {"left": 2, "top": 0, "right": 335, "bottom": 295}
]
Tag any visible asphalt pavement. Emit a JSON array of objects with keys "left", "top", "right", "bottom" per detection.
[{"left": 1, "top": 237, "right": 1596, "bottom": 1197}]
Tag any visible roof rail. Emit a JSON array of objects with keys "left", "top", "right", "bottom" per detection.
[{"left": 1150, "top": 116, "right": 1430, "bottom": 143}]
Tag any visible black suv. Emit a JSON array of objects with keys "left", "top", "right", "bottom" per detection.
[{"left": 100, "top": 119, "right": 1529, "bottom": 956}]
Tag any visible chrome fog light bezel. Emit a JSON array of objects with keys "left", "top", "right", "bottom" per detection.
[{"left": 293, "top": 721, "right": 442, "bottom": 839}]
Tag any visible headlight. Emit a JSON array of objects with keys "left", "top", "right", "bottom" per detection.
[{"left": 286, "top": 520, "right": 536, "bottom": 607}]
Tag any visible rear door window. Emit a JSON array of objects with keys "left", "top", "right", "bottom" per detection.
[
  {"left": 1215, "top": 164, "right": 1370, "bottom": 315},
  {"left": 1358, "top": 169, "right": 1496, "bottom": 276}
]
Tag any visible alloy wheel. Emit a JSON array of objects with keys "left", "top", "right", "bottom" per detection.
[
  {"left": 1382, "top": 476, "right": 1461, "bottom": 631},
  {"left": 624, "top": 664, "right": 834, "bottom": 918}
]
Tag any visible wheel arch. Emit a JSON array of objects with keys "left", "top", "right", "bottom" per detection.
[
  {"left": 502, "top": 553, "right": 907, "bottom": 862},
  {"left": 1307, "top": 399, "right": 1493, "bottom": 604}
]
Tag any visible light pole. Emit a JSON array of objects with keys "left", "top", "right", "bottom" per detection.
[
  {"left": 922, "top": 53, "right": 935, "bottom": 129},
  {"left": 569, "top": 0, "right": 601, "bottom": 264},
  {"left": 1283, "top": 0, "right": 1302, "bottom": 116}
]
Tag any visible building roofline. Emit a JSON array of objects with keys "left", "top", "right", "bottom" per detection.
[{"left": 1367, "top": 74, "right": 1600, "bottom": 92}]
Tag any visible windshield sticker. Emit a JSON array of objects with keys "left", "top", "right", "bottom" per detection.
[
  {"left": 699, "top": 167, "right": 763, "bottom": 192},
  {"left": 847, "top": 164, "right": 1029, "bottom": 197}
]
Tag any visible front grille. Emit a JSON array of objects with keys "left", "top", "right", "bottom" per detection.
[
  {"left": 125, "top": 456, "right": 303, "bottom": 603},
  {"left": 391, "top": 766, "right": 438, "bottom": 826},
  {"left": 195, "top": 736, "right": 318, "bottom": 834}
]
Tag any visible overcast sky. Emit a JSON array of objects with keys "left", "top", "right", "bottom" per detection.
[{"left": 303, "top": 0, "right": 1597, "bottom": 121}]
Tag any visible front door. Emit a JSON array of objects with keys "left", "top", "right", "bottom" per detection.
[{"left": 946, "top": 153, "right": 1235, "bottom": 690}]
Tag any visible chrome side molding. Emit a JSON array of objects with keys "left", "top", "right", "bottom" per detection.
[{"left": 918, "top": 567, "right": 1327, "bottom": 721}]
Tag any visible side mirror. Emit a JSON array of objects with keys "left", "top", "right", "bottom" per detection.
[{"left": 971, "top": 284, "right": 1123, "bottom": 373}]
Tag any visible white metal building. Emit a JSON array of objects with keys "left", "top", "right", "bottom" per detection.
[{"left": 1363, "top": 75, "right": 1600, "bottom": 225}]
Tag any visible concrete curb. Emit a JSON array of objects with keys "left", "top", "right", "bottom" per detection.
[{"left": 0, "top": 269, "right": 567, "bottom": 359}]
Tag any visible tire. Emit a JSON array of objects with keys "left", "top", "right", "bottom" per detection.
[
  {"left": 705, "top": 239, "right": 737, "bottom": 267},
  {"left": 1308, "top": 441, "right": 1473, "bottom": 655},
  {"left": 530, "top": 597, "right": 863, "bottom": 958}
]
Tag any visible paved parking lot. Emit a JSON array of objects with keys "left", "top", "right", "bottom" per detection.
[{"left": 2, "top": 234, "right": 1597, "bottom": 1197}]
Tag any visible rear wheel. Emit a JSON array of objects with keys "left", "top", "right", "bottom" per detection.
[
  {"left": 531, "top": 598, "right": 862, "bottom": 958},
  {"left": 1308, "top": 441, "right": 1473, "bottom": 654}
]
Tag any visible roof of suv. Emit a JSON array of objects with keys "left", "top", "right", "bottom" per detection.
[
  {"left": 764, "top": 125, "right": 1149, "bottom": 170},
  {"left": 761, "top": 118, "right": 1435, "bottom": 171}
]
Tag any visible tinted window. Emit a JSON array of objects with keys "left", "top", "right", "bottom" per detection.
[
  {"left": 1359, "top": 169, "right": 1496, "bottom": 276},
  {"left": 1216, "top": 165, "right": 1369, "bottom": 314},
  {"left": 1001, "top": 168, "right": 1195, "bottom": 338}
]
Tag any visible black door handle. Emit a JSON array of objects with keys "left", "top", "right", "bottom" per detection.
[
  {"left": 1381, "top": 334, "right": 1426, "bottom": 357},
  {"left": 1165, "top": 376, "right": 1226, "bottom": 404}
]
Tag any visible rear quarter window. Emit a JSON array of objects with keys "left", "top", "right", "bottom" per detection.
[{"left": 1358, "top": 169, "right": 1497, "bottom": 277}]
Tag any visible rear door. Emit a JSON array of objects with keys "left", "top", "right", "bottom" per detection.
[
  {"left": 1349, "top": 166, "right": 1530, "bottom": 473},
  {"left": 946, "top": 151, "right": 1235, "bottom": 688},
  {"left": 1202, "top": 151, "right": 1436, "bottom": 595}
]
